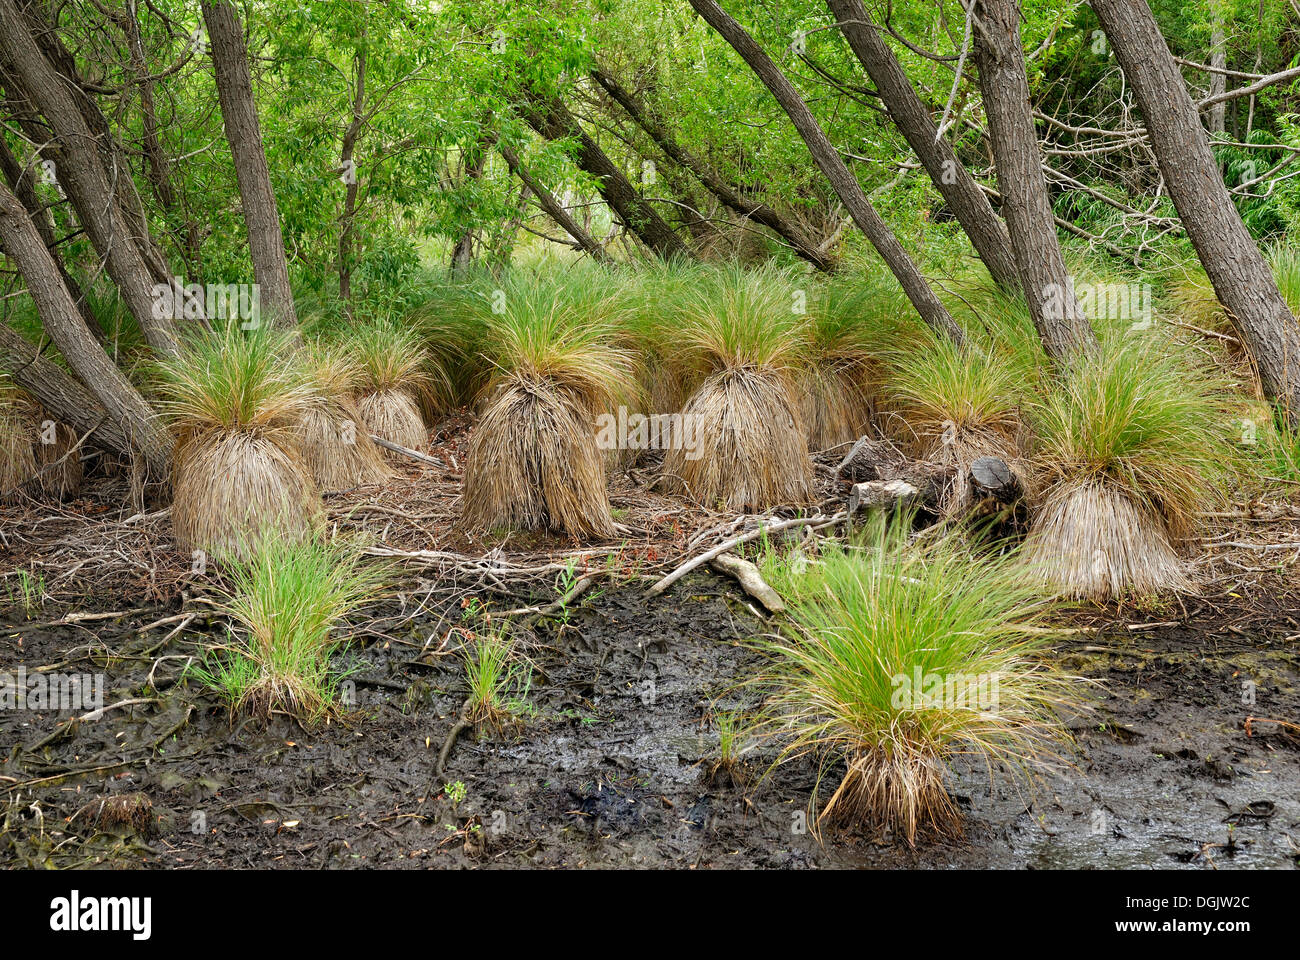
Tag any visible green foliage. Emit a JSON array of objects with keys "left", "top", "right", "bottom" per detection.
[
  {"left": 191, "top": 534, "right": 386, "bottom": 722},
  {"left": 1029, "top": 335, "right": 1236, "bottom": 535},
  {"left": 756, "top": 514, "right": 1081, "bottom": 841}
]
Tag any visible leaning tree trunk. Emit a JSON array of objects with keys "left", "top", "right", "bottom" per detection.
[
  {"left": 519, "top": 87, "right": 692, "bottom": 261},
  {"left": 498, "top": 141, "right": 612, "bottom": 263},
  {"left": 973, "top": 0, "right": 1097, "bottom": 362},
  {"left": 687, "top": 0, "right": 965, "bottom": 346},
  {"left": 825, "top": 0, "right": 1020, "bottom": 291},
  {"left": 201, "top": 0, "right": 297, "bottom": 329},
  {"left": 0, "top": 0, "right": 180, "bottom": 356},
  {"left": 0, "top": 179, "right": 171, "bottom": 477},
  {"left": 1091, "top": 0, "right": 1300, "bottom": 423},
  {"left": 590, "top": 66, "right": 835, "bottom": 272},
  {"left": 0, "top": 135, "right": 104, "bottom": 339}
]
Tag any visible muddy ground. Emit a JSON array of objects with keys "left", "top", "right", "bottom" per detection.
[{"left": 2, "top": 571, "right": 1298, "bottom": 870}]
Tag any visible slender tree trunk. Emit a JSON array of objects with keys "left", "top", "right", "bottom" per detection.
[
  {"left": 450, "top": 129, "right": 491, "bottom": 272},
  {"left": 591, "top": 66, "right": 835, "bottom": 272},
  {"left": 519, "top": 87, "right": 691, "bottom": 261},
  {"left": 338, "top": 42, "right": 366, "bottom": 302},
  {"left": 498, "top": 141, "right": 612, "bottom": 263},
  {"left": 824, "top": 0, "right": 1021, "bottom": 291},
  {"left": 973, "top": 0, "right": 1097, "bottom": 361},
  {"left": 687, "top": 0, "right": 965, "bottom": 346},
  {"left": 121, "top": 0, "right": 202, "bottom": 275},
  {"left": 0, "top": 135, "right": 104, "bottom": 338},
  {"left": 0, "top": 178, "right": 171, "bottom": 476},
  {"left": 0, "top": 0, "right": 180, "bottom": 356},
  {"left": 201, "top": 0, "right": 297, "bottom": 328},
  {"left": 1091, "top": 0, "right": 1300, "bottom": 423}
]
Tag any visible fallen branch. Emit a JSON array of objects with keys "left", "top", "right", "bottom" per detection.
[
  {"left": 709, "top": 552, "right": 784, "bottom": 613},
  {"left": 369, "top": 434, "right": 448, "bottom": 469},
  {"left": 646, "top": 512, "right": 845, "bottom": 598},
  {"left": 496, "top": 571, "right": 603, "bottom": 618},
  {"left": 434, "top": 698, "right": 474, "bottom": 785}
]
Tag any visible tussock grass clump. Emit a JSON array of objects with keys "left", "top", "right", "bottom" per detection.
[
  {"left": 298, "top": 341, "right": 392, "bottom": 490},
  {"left": 33, "top": 418, "right": 83, "bottom": 501},
  {"left": 0, "top": 375, "right": 39, "bottom": 502},
  {"left": 1023, "top": 337, "right": 1233, "bottom": 599},
  {"left": 1168, "top": 243, "right": 1300, "bottom": 345},
  {"left": 349, "top": 321, "right": 441, "bottom": 454},
  {"left": 759, "top": 517, "right": 1080, "bottom": 845},
  {"left": 194, "top": 535, "right": 384, "bottom": 722},
  {"left": 886, "top": 337, "right": 1027, "bottom": 513},
  {"left": 462, "top": 628, "right": 532, "bottom": 733},
  {"left": 154, "top": 323, "right": 320, "bottom": 560},
  {"left": 657, "top": 263, "right": 813, "bottom": 511},
  {"left": 797, "top": 278, "right": 910, "bottom": 450},
  {"left": 461, "top": 270, "right": 637, "bottom": 537}
]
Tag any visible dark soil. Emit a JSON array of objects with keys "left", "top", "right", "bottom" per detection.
[{"left": 3, "top": 574, "right": 1298, "bottom": 869}]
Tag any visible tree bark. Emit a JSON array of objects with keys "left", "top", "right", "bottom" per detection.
[
  {"left": 0, "top": 0, "right": 180, "bottom": 356},
  {"left": 1207, "top": 19, "right": 1227, "bottom": 136},
  {"left": 0, "top": 135, "right": 104, "bottom": 339},
  {"left": 449, "top": 129, "right": 492, "bottom": 271},
  {"left": 687, "top": 0, "right": 965, "bottom": 346},
  {"left": 338, "top": 42, "right": 366, "bottom": 301},
  {"left": 973, "top": 0, "right": 1097, "bottom": 361},
  {"left": 0, "top": 179, "right": 171, "bottom": 476},
  {"left": 519, "top": 87, "right": 691, "bottom": 261},
  {"left": 498, "top": 141, "right": 612, "bottom": 263},
  {"left": 824, "top": 0, "right": 1020, "bottom": 291},
  {"left": 590, "top": 66, "right": 835, "bottom": 272},
  {"left": 1091, "top": 0, "right": 1300, "bottom": 423},
  {"left": 201, "top": 0, "right": 297, "bottom": 328}
]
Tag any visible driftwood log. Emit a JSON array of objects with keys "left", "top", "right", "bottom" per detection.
[
  {"left": 709, "top": 552, "right": 785, "bottom": 613},
  {"left": 837, "top": 436, "right": 1021, "bottom": 514}
]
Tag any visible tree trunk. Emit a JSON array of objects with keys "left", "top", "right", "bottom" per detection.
[
  {"left": 121, "top": 0, "right": 202, "bottom": 275},
  {"left": 1091, "top": 0, "right": 1300, "bottom": 423},
  {"left": 590, "top": 66, "right": 835, "bottom": 272},
  {"left": 201, "top": 0, "right": 297, "bottom": 329},
  {"left": 519, "top": 87, "right": 691, "bottom": 261},
  {"left": 0, "top": 178, "right": 171, "bottom": 477},
  {"left": 687, "top": 0, "right": 965, "bottom": 346},
  {"left": 449, "top": 129, "right": 492, "bottom": 272},
  {"left": 338, "top": 43, "right": 366, "bottom": 302},
  {"left": 824, "top": 0, "right": 1021, "bottom": 291},
  {"left": 498, "top": 141, "right": 612, "bottom": 263},
  {"left": 0, "top": 135, "right": 104, "bottom": 339},
  {"left": 973, "top": 0, "right": 1097, "bottom": 361},
  {"left": 0, "top": 0, "right": 180, "bottom": 356}
]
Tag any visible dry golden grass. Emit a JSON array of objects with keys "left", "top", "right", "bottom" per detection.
[
  {"left": 299, "top": 401, "right": 392, "bottom": 490},
  {"left": 34, "top": 417, "right": 83, "bottom": 501},
  {"left": 1022, "top": 480, "right": 1191, "bottom": 599},
  {"left": 0, "top": 379, "right": 38, "bottom": 502},
  {"left": 172, "top": 432, "right": 321, "bottom": 561},
  {"left": 298, "top": 344, "right": 392, "bottom": 488},
  {"left": 461, "top": 375, "right": 615, "bottom": 538},
  {"left": 662, "top": 367, "right": 812, "bottom": 511},
  {"left": 357, "top": 387, "right": 427, "bottom": 454},
  {"left": 820, "top": 746, "right": 962, "bottom": 841},
  {"left": 797, "top": 358, "right": 876, "bottom": 452}
]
